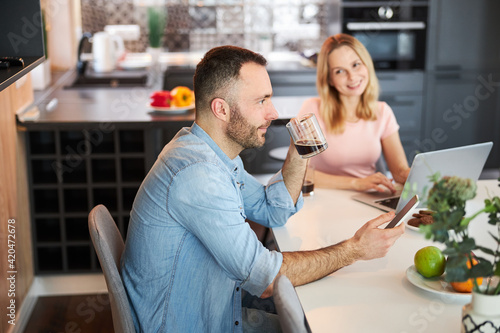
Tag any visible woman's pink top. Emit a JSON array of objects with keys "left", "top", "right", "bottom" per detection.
[{"left": 297, "top": 98, "right": 399, "bottom": 178}]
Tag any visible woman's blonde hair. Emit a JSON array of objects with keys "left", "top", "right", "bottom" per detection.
[{"left": 316, "top": 33, "right": 380, "bottom": 133}]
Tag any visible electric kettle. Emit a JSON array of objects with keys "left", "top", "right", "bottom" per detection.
[{"left": 92, "top": 31, "right": 125, "bottom": 73}]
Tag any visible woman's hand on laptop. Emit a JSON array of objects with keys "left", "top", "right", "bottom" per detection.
[{"left": 352, "top": 172, "right": 396, "bottom": 193}]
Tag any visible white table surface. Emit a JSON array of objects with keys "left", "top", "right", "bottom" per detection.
[
  {"left": 268, "top": 146, "right": 289, "bottom": 161},
  {"left": 272, "top": 179, "right": 499, "bottom": 333}
]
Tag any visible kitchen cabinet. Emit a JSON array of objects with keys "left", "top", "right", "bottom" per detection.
[
  {"left": 26, "top": 127, "right": 156, "bottom": 273},
  {"left": 378, "top": 71, "right": 424, "bottom": 165},
  {"left": 423, "top": 71, "right": 500, "bottom": 168},
  {"left": 427, "top": 0, "right": 500, "bottom": 71},
  {"left": 163, "top": 64, "right": 318, "bottom": 97},
  {"left": 0, "top": 0, "right": 45, "bottom": 91},
  {"left": 425, "top": 0, "right": 500, "bottom": 168}
]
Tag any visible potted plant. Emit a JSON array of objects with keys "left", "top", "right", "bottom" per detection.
[
  {"left": 147, "top": 6, "right": 166, "bottom": 49},
  {"left": 146, "top": 5, "right": 166, "bottom": 90},
  {"left": 421, "top": 173, "right": 500, "bottom": 332}
]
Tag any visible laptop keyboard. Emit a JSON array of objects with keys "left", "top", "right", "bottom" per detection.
[{"left": 375, "top": 197, "right": 400, "bottom": 210}]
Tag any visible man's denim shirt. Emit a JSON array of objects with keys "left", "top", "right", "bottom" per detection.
[{"left": 121, "top": 123, "right": 303, "bottom": 332}]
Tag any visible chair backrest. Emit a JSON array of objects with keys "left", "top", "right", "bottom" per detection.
[
  {"left": 89, "top": 204, "right": 136, "bottom": 333},
  {"left": 273, "top": 275, "right": 311, "bottom": 333}
]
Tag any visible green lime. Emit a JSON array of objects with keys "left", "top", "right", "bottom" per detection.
[{"left": 414, "top": 246, "right": 445, "bottom": 278}]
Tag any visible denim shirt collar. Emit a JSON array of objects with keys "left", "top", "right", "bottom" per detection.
[{"left": 191, "top": 122, "right": 241, "bottom": 175}]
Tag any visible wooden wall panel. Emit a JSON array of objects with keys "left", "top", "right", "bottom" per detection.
[
  {"left": 9, "top": 75, "right": 33, "bottom": 114},
  {"left": 0, "top": 84, "right": 16, "bottom": 333},
  {"left": 0, "top": 77, "right": 34, "bottom": 333},
  {"left": 16, "top": 128, "right": 34, "bottom": 316}
]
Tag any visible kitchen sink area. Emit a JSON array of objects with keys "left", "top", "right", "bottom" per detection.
[
  {"left": 64, "top": 57, "right": 149, "bottom": 89},
  {"left": 65, "top": 73, "right": 148, "bottom": 88}
]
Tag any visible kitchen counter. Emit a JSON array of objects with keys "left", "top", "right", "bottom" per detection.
[{"left": 17, "top": 66, "right": 313, "bottom": 130}]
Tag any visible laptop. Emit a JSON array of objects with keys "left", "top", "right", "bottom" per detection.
[{"left": 352, "top": 142, "right": 493, "bottom": 213}]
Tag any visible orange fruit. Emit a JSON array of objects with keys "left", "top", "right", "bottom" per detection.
[{"left": 449, "top": 257, "right": 483, "bottom": 293}]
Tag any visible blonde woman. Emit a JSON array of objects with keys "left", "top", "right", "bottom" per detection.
[{"left": 298, "top": 34, "right": 410, "bottom": 193}]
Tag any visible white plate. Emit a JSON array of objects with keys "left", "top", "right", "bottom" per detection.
[
  {"left": 405, "top": 223, "right": 421, "bottom": 232},
  {"left": 119, "top": 59, "right": 151, "bottom": 70},
  {"left": 147, "top": 103, "right": 195, "bottom": 113},
  {"left": 404, "top": 207, "right": 432, "bottom": 232},
  {"left": 406, "top": 265, "right": 471, "bottom": 300}
]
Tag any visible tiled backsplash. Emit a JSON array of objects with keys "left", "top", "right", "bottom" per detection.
[{"left": 81, "top": 0, "right": 330, "bottom": 53}]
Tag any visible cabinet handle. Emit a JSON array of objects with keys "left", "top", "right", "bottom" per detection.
[
  {"left": 435, "top": 73, "right": 461, "bottom": 80},
  {"left": 435, "top": 65, "right": 462, "bottom": 71},
  {"left": 381, "top": 96, "right": 415, "bottom": 106},
  {"left": 377, "top": 75, "right": 397, "bottom": 81}
]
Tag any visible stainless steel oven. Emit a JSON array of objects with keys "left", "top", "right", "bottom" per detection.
[{"left": 342, "top": 1, "right": 428, "bottom": 70}]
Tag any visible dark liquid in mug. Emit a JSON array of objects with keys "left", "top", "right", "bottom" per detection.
[
  {"left": 294, "top": 139, "right": 327, "bottom": 157},
  {"left": 302, "top": 180, "right": 314, "bottom": 195}
]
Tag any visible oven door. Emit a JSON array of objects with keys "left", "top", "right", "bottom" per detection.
[
  {"left": 342, "top": 4, "right": 428, "bottom": 70},
  {"left": 346, "top": 23, "right": 426, "bottom": 70}
]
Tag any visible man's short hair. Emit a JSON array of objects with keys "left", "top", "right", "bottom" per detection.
[{"left": 193, "top": 45, "right": 267, "bottom": 113}]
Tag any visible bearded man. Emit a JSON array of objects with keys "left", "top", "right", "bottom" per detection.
[{"left": 121, "top": 46, "right": 403, "bottom": 333}]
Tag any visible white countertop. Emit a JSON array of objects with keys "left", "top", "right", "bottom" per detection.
[{"left": 272, "top": 179, "right": 499, "bottom": 333}]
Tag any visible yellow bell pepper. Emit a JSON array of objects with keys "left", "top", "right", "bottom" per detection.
[{"left": 171, "top": 86, "right": 194, "bottom": 107}]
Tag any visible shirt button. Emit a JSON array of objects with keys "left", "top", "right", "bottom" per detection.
[
  {"left": 236, "top": 287, "right": 239, "bottom": 291},
  {"left": 235, "top": 321, "right": 239, "bottom": 326}
]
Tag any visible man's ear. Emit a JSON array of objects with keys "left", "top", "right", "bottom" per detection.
[{"left": 210, "top": 98, "right": 230, "bottom": 122}]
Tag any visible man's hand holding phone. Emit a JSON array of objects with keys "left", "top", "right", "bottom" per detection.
[{"left": 385, "top": 195, "right": 419, "bottom": 229}]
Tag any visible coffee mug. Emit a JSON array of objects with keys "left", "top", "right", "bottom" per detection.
[{"left": 286, "top": 113, "right": 328, "bottom": 158}]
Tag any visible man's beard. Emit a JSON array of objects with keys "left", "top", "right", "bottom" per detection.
[{"left": 226, "top": 104, "right": 270, "bottom": 150}]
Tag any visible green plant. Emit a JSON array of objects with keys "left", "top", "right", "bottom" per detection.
[
  {"left": 421, "top": 173, "right": 500, "bottom": 295},
  {"left": 147, "top": 6, "right": 166, "bottom": 48}
]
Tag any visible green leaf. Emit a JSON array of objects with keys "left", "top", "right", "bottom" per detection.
[
  {"left": 445, "top": 263, "right": 468, "bottom": 282},
  {"left": 476, "top": 245, "right": 496, "bottom": 256},
  {"left": 488, "top": 232, "right": 500, "bottom": 244},
  {"left": 442, "top": 247, "right": 460, "bottom": 256},
  {"left": 449, "top": 210, "right": 465, "bottom": 226},
  {"left": 494, "top": 263, "right": 500, "bottom": 277},
  {"left": 470, "top": 259, "right": 493, "bottom": 278},
  {"left": 488, "top": 213, "right": 500, "bottom": 225},
  {"left": 457, "top": 238, "right": 476, "bottom": 253}
]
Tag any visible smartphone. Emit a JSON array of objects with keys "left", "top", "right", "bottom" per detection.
[{"left": 384, "top": 195, "right": 419, "bottom": 229}]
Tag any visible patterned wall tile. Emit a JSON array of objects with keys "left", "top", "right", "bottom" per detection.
[
  {"left": 105, "top": 0, "right": 135, "bottom": 25},
  {"left": 245, "top": 5, "right": 272, "bottom": 33},
  {"left": 189, "top": 33, "right": 218, "bottom": 51},
  {"left": 217, "top": 33, "right": 245, "bottom": 48},
  {"left": 272, "top": 5, "right": 300, "bottom": 31},
  {"left": 188, "top": 0, "right": 218, "bottom": 6},
  {"left": 164, "top": 33, "right": 190, "bottom": 51},
  {"left": 81, "top": 0, "right": 107, "bottom": 34},
  {"left": 166, "top": 5, "right": 191, "bottom": 33},
  {"left": 80, "top": 0, "right": 329, "bottom": 53},
  {"left": 216, "top": 5, "right": 244, "bottom": 33},
  {"left": 190, "top": 6, "right": 217, "bottom": 31},
  {"left": 299, "top": 4, "right": 320, "bottom": 24}
]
